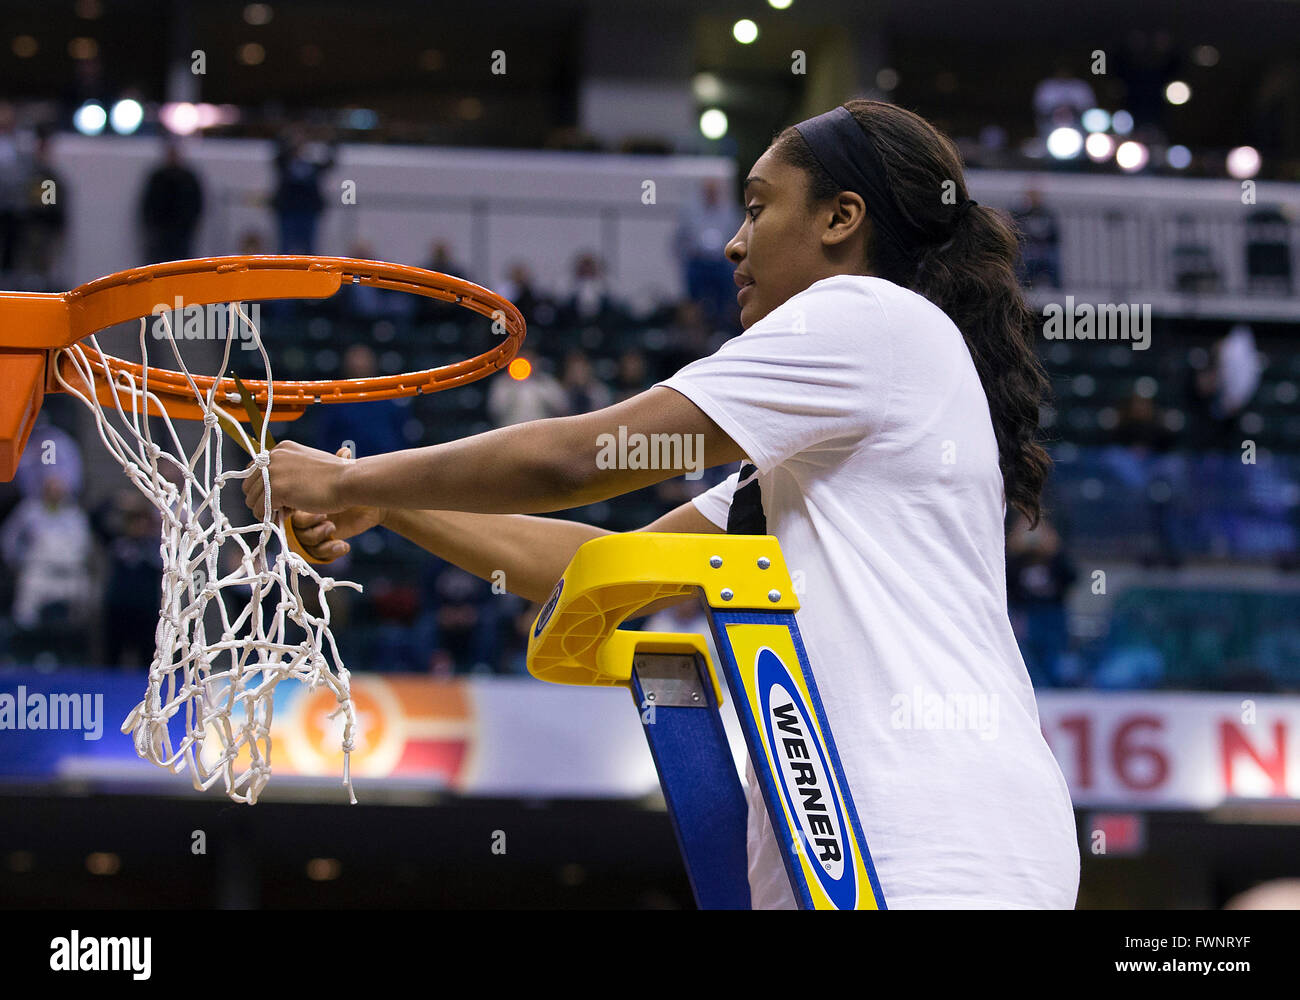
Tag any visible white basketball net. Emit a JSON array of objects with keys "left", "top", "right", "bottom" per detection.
[{"left": 52, "top": 303, "right": 362, "bottom": 805}]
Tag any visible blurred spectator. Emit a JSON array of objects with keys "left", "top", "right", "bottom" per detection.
[
  {"left": 1114, "top": 390, "right": 1175, "bottom": 453},
  {"left": 13, "top": 414, "right": 83, "bottom": 500},
  {"left": 419, "top": 560, "right": 500, "bottom": 675},
  {"left": 661, "top": 299, "right": 723, "bottom": 374},
  {"left": 140, "top": 142, "right": 204, "bottom": 263},
  {"left": 500, "top": 601, "right": 543, "bottom": 674},
  {"left": 239, "top": 230, "right": 269, "bottom": 255},
  {"left": 0, "top": 104, "right": 32, "bottom": 277},
  {"left": 1032, "top": 61, "right": 1097, "bottom": 136},
  {"left": 497, "top": 261, "right": 554, "bottom": 327},
  {"left": 613, "top": 348, "right": 650, "bottom": 403},
  {"left": 1186, "top": 326, "right": 1264, "bottom": 449},
  {"left": 1184, "top": 346, "right": 1221, "bottom": 448},
  {"left": 424, "top": 239, "right": 471, "bottom": 282},
  {"left": 90, "top": 490, "right": 163, "bottom": 669},
  {"left": 1106, "top": 389, "right": 1181, "bottom": 567},
  {"left": 416, "top": 239, "right": 473, "bottom": 323},
  {"left": 559, "top": 252, "right": 620, "bottom": 327},
  {"left": 676, "top": 178, "right": 741, "bottom": 326},
  {"left": 272, "top": 128, "right": 335, "bottom": 254},
  {"left": 1215, "top": 324, "right": 1262, "bottom": 422},
  {"left": 315, "top": 345, "right": 407, "bottom": 458},
  {"left": 1013, "top": 189, "right": 1060, "bottom": 289},
  {"left": 0, "top": 474, "right": 92, "bottom": 632},
  {"left": 487, "top": 350, "right": 568, "bottom": 426},
  {"left": 1006, "top": 514, "right": 1079, "bottom": 688},
  {"left": 19, "top": 132, "right": 66, "bottom": 286},
  {"left": 361, "top": 577, "right": 424, "bottom": 672},
  {"left": 562, "top": 350, "right": 611, "bottom": 413},
  {"left": 338, "top": 239, "right": 411, "bottom": 321}
]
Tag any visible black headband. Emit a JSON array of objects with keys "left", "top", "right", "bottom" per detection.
[{"left": 792, "top": 106, "right": 973, "bottom": 249}]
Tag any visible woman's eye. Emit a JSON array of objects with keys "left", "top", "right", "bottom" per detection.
[{"left": 746, "top": 205, "right": 762, "bottom": 220}]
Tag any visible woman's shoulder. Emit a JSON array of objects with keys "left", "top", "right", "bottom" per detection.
[
  {"left": 785, "top": 274, "right": 960, "bottom": 341},
  {"left": 800, "top": 273, "right": 944, "bottom": 314}
]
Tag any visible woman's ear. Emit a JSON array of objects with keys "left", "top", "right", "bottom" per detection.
[{"left": 822, "top": 191, "right": 869, "bottom": 248}]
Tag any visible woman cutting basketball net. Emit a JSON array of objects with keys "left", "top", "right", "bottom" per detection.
[{"left": 246, "top": 100, "right": 1079, "bottom": 909}]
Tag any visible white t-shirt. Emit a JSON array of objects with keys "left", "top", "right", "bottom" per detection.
[{"left": 658, "top": 274, "right": 1079, "bottom": 909}]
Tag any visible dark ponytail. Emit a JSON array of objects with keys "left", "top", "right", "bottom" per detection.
[{"left": 773, "top": 99, "right": 1051, "bottom": 526}]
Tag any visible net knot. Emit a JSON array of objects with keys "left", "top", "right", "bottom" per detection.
[
  {"left": 144, "top": 442, "right": 161, "bottom": 460},
  {"left": 254, "top": 452, "right": 271, "bottom": 469},
  {"left": 203, "top": 411, "right": 220, "bottom": 429}
]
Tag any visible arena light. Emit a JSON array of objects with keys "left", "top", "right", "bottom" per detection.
[
  {"left": 195, "top": 103, "right": 237, "bottom": 128},
  {"left": 110, "top": 98, "right": 144, "bottom": 135},
  {"left": 1084, "top": 131, "right": 1114, "bottom": 162},
  {"left": 85, "top": 852, "right": 120, "bottom": 876},
  {"left": 699, "top": 107, "right": 728, "bottom": 140},
  {"left": 1165, "top": 81, "right": 1191, "bottom": 106},
  {"left": 72, "top": 101, "right": 107, "bottom": 136},
  {"left": 1192, "top": 45, "right": 1219, "bottom": 67},
  {"left": 508, "top": 357, "right": 532, "bottom": 381},
  {"left": 68, "top": 36, "right": 98, "bottom": 60},
  {"left": 1111, "top": 110, "right": 1134, "bottom": 135},
  {"left": 732, "top": 19, "right": 759, "bottom": 44},
  {"left": 1080, "top": 108, "right": 1110, "bottom": 133},
  {"left": 1166, "top": 145, "right": 1192, "bottom": 170},
  {"left": 1046, "top": 126, "right": 1084, "bottom": 160},
  {"left": 1226, "top": 146, "right": 1261, "bottom": 180},
  {"left": 692, "top": 72, "right": 722, "bottom": 102},
  {"left": 768, "top": 0, "right": 793, "bottom": 8},
  {"left": 1116, "top": 140, "right": 1149, "bottom": 172},
  {"left": 305, "top": 857, "right": 341, "bottom": 881},
  {"left": 159, "top": 101, "right": 200, "bottom": 135},
  {"left": 11, "top": 35, "right": 37, "bottom": 58}
]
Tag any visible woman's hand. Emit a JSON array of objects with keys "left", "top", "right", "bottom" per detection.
[
  {"left": 288, "top": 506, "right": 387, "bottom": 561},
  {"left": 241, "top": 440, "right": 351, "bottom": 517}
]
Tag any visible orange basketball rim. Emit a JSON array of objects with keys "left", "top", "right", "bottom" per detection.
[{"left": 0, "top": 254, "right": 527, "bottom": 481}]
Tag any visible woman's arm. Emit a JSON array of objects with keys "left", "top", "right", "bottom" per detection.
[
  {"left": 381, "top": 509, "right": 609, "bottom": 604},
  {"left": 293, "top": 498, "right": 723, "bottom": 604},
  {"left": 243, "top": 386, "right": 744, "bottom": 517}
]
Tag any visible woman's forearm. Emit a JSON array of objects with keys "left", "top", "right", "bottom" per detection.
[
  {"left": 381, "top": 507, "right": 609, "bottom": 603},
  {"left": 341, "top": 419, "right": 592, "bottom": 514}
]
